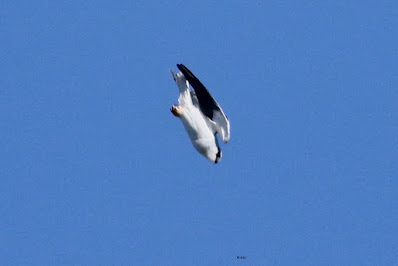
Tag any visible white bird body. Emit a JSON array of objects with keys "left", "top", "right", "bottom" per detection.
[{"left": 170, "top": 64, "right": 230, "bottom": 163}]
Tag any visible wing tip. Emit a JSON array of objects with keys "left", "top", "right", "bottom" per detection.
[
  {"left": 176, "top": 63, "right": 186, "bottom": 72},
  {"left": 214, "top": 148, "right": 222, "bottom": 164}
]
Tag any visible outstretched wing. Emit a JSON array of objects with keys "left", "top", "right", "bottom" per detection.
[{"left": 177, "top": 64, "right": 230, "bottom": 143}]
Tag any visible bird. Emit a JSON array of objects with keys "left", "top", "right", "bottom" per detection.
[{"left": 170, "top": 64, "right": 230, "bottom": 163}]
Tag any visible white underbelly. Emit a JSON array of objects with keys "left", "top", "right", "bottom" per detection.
[{"left": 179, "top": 107, "right": 215, "bottom": 151}]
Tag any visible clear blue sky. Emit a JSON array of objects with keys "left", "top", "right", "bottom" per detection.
[{"left": 1, "top": 1, "right": 397, "bottom": 265}]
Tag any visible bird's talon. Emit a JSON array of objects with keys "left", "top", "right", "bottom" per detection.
[{"left": 170, "top": 105, "right": 181, "bottom": 117}]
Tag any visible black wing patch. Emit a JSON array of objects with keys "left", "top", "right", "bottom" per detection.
[
  {"left": 177, "top": 64, "right": 220, "bottom": 120},
  {"left": 215, "top": 148, "right": 221, "bottom": 164}
]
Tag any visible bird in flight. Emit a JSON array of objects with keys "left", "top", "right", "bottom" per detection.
[{"left": 170, "top": 64, "right": 230, "bottom": 163}]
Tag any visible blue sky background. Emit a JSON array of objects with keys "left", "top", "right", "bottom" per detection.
[{"left": 1, "top": 1, "right": 397, "bottom": 265}]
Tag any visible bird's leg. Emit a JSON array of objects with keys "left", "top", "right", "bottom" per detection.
[{"left": 170, "top": 105, "right": 182, "bottom": 117}]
